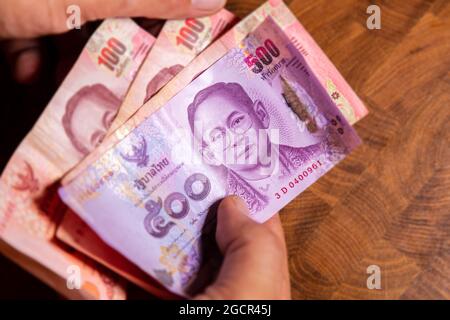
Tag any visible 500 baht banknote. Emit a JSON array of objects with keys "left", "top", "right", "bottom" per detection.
[{"left": 59, "top": 16, "right": 361, "bottom": 297}]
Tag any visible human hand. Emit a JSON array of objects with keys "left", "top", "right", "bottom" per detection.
[
  {"left": 0, "top": 0, "right": 226, "bottom": 38},
  {"left": 195, "top": 196, "right": 291, "bottom": 300},
  {"left": 0, "top": 0, "right": 226, "bottom": 82}
]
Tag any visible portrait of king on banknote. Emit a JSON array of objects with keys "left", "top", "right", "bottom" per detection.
[
  {"left": 144, "top": 65, "right": 184, "bottom": 103},
  {"left": 187, "top": 81, "right": 325, "bottom": 214},
  {"left": 63, "top": 84, "right": 122, "bottom": 155}
]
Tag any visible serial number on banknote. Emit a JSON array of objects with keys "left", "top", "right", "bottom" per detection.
[{"left": 274, "top": 159, "right": 323, "bottom": 200}]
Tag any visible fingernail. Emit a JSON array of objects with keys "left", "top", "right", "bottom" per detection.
[
  {"left": 191, "top": 0, "right": 225, "bottom": 11},
  {"left": 230, "top": 195, "right": 249, "bottom": 214},
  {"left": 14, "top": 48, "right": 41, "bottom": 84}
]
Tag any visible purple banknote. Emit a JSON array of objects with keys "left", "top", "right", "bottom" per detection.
[{"left": 59, "top": 17, "right": 361, "bottom": 296}]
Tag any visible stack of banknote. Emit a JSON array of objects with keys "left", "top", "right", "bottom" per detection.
[{"left": 0, "top": 0, "right": 367, "bottom": 299}]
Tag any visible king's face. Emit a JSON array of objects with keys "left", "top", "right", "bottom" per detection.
[
  {"left": 70, "top": 96, "right": 116, "bottom": 153},
  {"left": 193, "top": 93, "right": 268, "bottom": 171}
]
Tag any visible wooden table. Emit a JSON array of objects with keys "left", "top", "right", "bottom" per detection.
[
  {"left": 227, "top": 0, "right": 449, "bottom": 299},
  {"left": 1, "top": 0, "right": 449, "bottom": 299}
]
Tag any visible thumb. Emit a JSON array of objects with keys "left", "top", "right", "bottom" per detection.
[
  {"left": 0, "top": 0, "right": 227, "bottom": 38},
  {"left": 2, "top": 39, "right": 42, "bottom": 83},
  {"left": 195, "top": 196, "right": 291, "bottom": 300}
]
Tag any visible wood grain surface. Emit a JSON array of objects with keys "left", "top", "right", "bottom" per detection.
[{"left": 1, "top": 0, "right": 449, "bottom": 299}]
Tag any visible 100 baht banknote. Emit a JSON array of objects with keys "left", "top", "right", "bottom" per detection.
[
  {"left": 59, "top": 16, "right": 361, "bottom": 297},
  {"left": 0, "top": 18, "right": 155, "bottom": 299},
  {"left": 107, "top": 9, "right": 236, "bottom": 134}
]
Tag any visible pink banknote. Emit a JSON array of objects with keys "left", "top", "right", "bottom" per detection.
[
  {"left": 59, "top": 17, "right": 361, "bottom": 297},
  {"left": 0, "top": 19, "right": 155, "bottom": 299},
  {"left": 107, "top": 9, "right": 236, "bottom": 134},
  {"left": 56, "top": 208, "right": 177, "bottom": 299}
]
